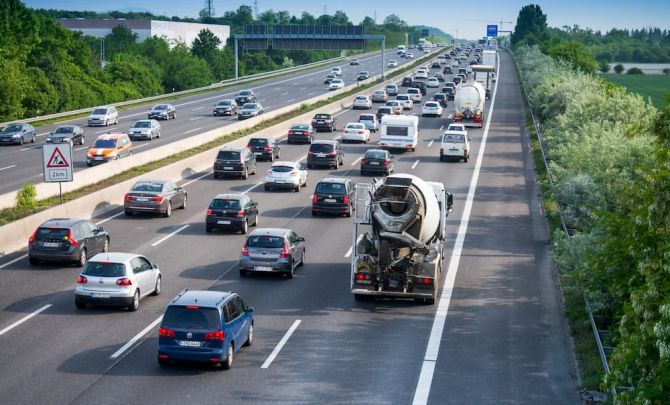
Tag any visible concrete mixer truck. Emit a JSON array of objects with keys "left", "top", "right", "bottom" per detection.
[
  {"left": 350, "top": 174, "right": 453, "bottom": 304},
  {"left": 453, "top": 80, "right": 486, "bottom": 128}
]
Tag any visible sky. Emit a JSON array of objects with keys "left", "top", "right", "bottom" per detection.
[{"left": 24, "top": 0, "right": 670, "bottom": 39}]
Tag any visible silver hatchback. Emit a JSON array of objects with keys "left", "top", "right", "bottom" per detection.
[
  {"left": 75, "top": 252, "right": 161, "bottom": 311},
  {"left": 239, "top": 228, "right": 306, "bottom": 279}
]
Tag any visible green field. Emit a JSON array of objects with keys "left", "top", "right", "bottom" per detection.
[{"left": 601, "top": 74, "right": 670, "bottom": 108}]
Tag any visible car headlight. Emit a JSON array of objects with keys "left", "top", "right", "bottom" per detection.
[{"left": 12, "top": 134, "right": 21, "bottom": 138}]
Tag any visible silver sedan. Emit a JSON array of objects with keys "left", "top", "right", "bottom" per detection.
[{"left": 128, "top": 119, "right": 161, "bottom": 140}]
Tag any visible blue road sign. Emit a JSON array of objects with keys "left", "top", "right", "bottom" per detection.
[{"left": 487, "top": 25, "right": 498, "bottom": 37}]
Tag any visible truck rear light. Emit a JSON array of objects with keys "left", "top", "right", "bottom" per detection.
[
  {"left": 204, "top": 330, "right": 225, "bottom": 341},
  {"left": 241, "top": 241, "right": 249, "bottom": 256},
  {"left": 355, "top": 273, "right": 368, "bottom": 280},
  {"left": 159, "top": 327, "right": 175, "bottom": 338},
  {"left": 420, "top": 277, "right": 433, "bottom": 285},
  {"left": 77, "top": 275, "right": 87, "bottom": 284},
  {"left": 279, "top": 241, "right": 290, "bottom": 258},
  {"left": 116, "top": 277, "right": 132, "bottom": 286}
]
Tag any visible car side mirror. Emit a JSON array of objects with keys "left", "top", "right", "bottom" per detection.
[
  {"left": 153, "top": 264, "right": 159, "bottom": 269},
  {"left": 297, "top": 237, "right": 305, "bottom": 242},
  {"left": 447, "top": 192, "right": 454, "bottom": 212}
]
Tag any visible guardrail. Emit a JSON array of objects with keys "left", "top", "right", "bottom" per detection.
[
  {"left": 508, "top": 48, "right": 615, "bottom": 402},
  {"left": 0, "top": 49, "right": 391, "bottom": 127}
]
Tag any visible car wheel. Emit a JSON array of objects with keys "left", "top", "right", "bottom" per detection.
[
  {"left": 158, "top": 358, "right": 169, "bottom": 367},
  {"left": 79, "top": 135, "right": 85, "bottom": 145},
  {"left": 29, "top": 256, "right": 39, "bottom": 265},
  {"left": 244, "top": 323, "right": 254, "bottom": 347},
  {"left": 75, "top": 298, "right": 87, "bottom": 309},
  {"left": 31, "top": 135, "right": 36, "bottom": 143},
  {"left": 361, "top": 170, "right": 366, "bottom": 176},
  {"left": 299, "top": 250, "right": 305, "bottom": 267},
  {"left": 439, "top": 155, "right": 444, "bottom": 162},
  {"left": 125, "top": 210, "right": 133, "bottom": 216},
  {"left": 102, "top": 237, "right": 110, "bottom": 253},
  {"left": 173, "top": 113, "right": 176, "bottom": 119},
  {"left": 77, "top": 248, "right": 87, "bottom": 267},
  {"left": 206, "top": 224, "right": 213, "bottom": 233},
  {"left": 345, "top": 205, "right": 352, "bottom": 218},
  {"left": 253, "top": 213, "right": 259, "bottom": 226},
  {"left": 264, "top": 184, "right": 270, "bottom": 191},
  {"left": 240, "top": 219, "right": 248, "bottom": 234},
  {"left": 464, "top": 156, "right": 468, "bottom": 163},
  {"left": 222, "top": 344, "right": 234, "bottom": 370},
  {"left": 181, "top": 195, "right": 187, "bottom": 209},
  {"left": 157, "top": 131, "right": 161, "bottom": 138},
  {"left": 239, "top": 269, "right": 248, "bottom": 277},
  {"left": 164, "top": 202, "right": 172, "bottom": 217},
  {"left": 128, "top": 290, "right": 140, "bottom": 311},
  {"left": 151, "top": 275, "right": 161, "bottom": 296},
  {"left": 294, "top": 184, "right": 300, "bottom": 192},
  {"left": 18, "top": 136, "right": 23, "bottom": 145},
  {"left": 242, "top": 168, "right": 248, "bottom": 180}
]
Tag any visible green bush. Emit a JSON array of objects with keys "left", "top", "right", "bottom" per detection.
[
  {"left": 613, "top": 64, "right": 625, "bottom": 74},
  {"left": 16, "top": 183, "right": 37, "bottom": 210},
  {"left": 626, "top": 67, "right": 644, "bottom": 74}
]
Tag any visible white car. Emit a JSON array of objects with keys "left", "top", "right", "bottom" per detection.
[
  {"left": 415, "top": 70, "right": 428, "bottom": 80},
  {"left": 352, "top": 95, "right": 372, "bottom": 110},
  {"left": 421, "top": 101, "right": 443, "bottom": 117},
  {"left": 447, "top": 123, "right": 467, "bottom": 134},
  {"left": 87, "top": 105, "right": 119, "bottom": 127},
  {"left": 264, "top": 161, "right": 308, "bottom": 192},
  {"left": 406, "top": 52, "right": 414, "bottom": 59},
  {"left": 387, "top": 60, "right": 398, "bottom": 68},
  {"left": 74, "top": 252, "right": 161, "bottom": 311},
  {"left": 329, "top": 79, "right": 345, "bottom": 90},
  {"left": 395, "top": 94, "right": 414, "bottom": 110},
  {"left": 440, "top": 131, "right": 470, "bottom": 162},
  {"left": 331, "top": 66, "right": 342, "bottom": 76},
  {"left": 426, "top": 77, "right": 440, "bottom": 88},
  {"left": 341, "top": 122, "right": 371, "bottom": 143},
  {"left": 406, "top": 88, "right": 422, "bottom": 103}
]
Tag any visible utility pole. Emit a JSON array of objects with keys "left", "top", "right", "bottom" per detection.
[
  {"left": 373, "top": 11, "right": 377, "bottom": 24},
  {"left": 253, "top": 0, "right": 259, "bottom": 19},
  {"left": 203, "top": 0, "right": 214, "bottom": 18},
  {"left": 498, "top": 18, "right": 514, "bottom": 34},
  {"left": 100, "top": 37, "right": 105, "bottom": 68},
  {"left": 323, "top": 5, "right": 327, "bottom": 16}
]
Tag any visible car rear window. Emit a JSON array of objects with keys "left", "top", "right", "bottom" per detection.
[
  {"left": 316, "top": 182, "right": 346, "bottom": 194},
  {"left": 248, "top": 138, "right": 268, "bottom": 146},
  {"left": 365, "top": 151, "right": 387, "bottom": 159},
  {"left": 217, "top": 151, "right": 240, "bottom": 160},
  {"left": 407, "top": 89, "right": 419, "bottom": 94},
  {"left": 162, "top": 306, "right": 221, "bottom": 330},
  {"left": 247, "top": 235, "right": 285, "bottom": 248},
  {"left": 425, "top": 103, "right": 439, "bottom": 107},
  {"left": 83, "top": 262, "right": 126, "bottom": 277},
  {"left": 132, "top": 182, "right": 164, "bottom": 192},
  {"left": 397, "top": 95, "right": 409, "bottom": 100},
  {"left": 378, "top": 108, "right": 391, "bottom": 113},
  {"left": 346, "top": 123, "right": 365, "bottom": 129},
  {"left": 242, "top": 104, "right": 258, "bottom": 110},
  {"left": 92, "top": 139, "right": 116, "bottom": 148},
  {"left": 217, "top": 101, "right": 232, "bottom": 106},
  {"left": 443, "top": 134, "right": 465, "bottom": 143},
  {"left": 36, "top": 228, "right": 69, "bottom": 239},
  {"left": 210, "top": 199, "right": 241, "bottom": 210},
  {"left": 271, "top": 165, "right": 294, "bottom": 173},
  {"left": 309, "top": 144, "right": 334, "bottom": 153},
  {"left": 359, "top": 115, "right": 374, "bottom": 121},
  {"left": 355, "top": 96, "right": 367, "bottom": 100},
  {"left": 314, "top": 114, "right": 330, "bottom": 120},
  {"left": 291, "top": 124, "right": 309, "bottom": 130}
]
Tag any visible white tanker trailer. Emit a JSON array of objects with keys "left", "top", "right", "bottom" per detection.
[
  {"left": 350, "top": 174, "right": 453, "bottom": 304},
  {"left": 453, "top": 80, "right": 486, "bottom": 128}
]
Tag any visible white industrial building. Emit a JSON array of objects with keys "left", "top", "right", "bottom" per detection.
[{"left": 58, "top": 19, "right": 230, "bottom": 49}]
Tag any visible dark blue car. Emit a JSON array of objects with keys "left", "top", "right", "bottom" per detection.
[{"left": 158, "top": 290, "right": 254, "bottom": 369}]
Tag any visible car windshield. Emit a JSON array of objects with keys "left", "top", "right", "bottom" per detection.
[
  {"left": 366, "top": 151, "right": 387, "bottom": 159},
  {"left": 217, "top": 151, "right": 241, "bottom": 160},
  {"left": 92, "top": 139, "right": 117, "bottom": 148},
  {"left": 332, "top": 80, "right": 342, "bottom": 84},
  {"left": 248, "top": 138, "right": 269, "bottom": 146},
  {"left": 242, "top": 104, "right": 258, "bottom": 110},
  {"left": 36, "top": 227, "right": 69, "bottom": 239},
  {"left": 272, "top": 165, "right": 295, "bottom": 173},
  {"left": 133, "top": 121, "right": 151, "bottom": 128},
  {"left": 247, "top": 235, "right": 285, "bottom": 248},
  {"left": 316, "top": 182, "right": 346, "bottom": 194},
  {"left": 54, "top": 127, "right": 73, "bottom": 134},
  {"left": 83, "top": 262, "right": 126, "bottom": 277},
  {"left": 210, "top": 199, "right": 241, "bottom": 210},
  {"left": 1, "top": 124, "right": 22, "bottom": 132},
  {"left": 162, "top": 306, "right": 220, "bottom": 330},
  {"left": 291, "top": 124, "right": 309, "bottom": 130},
  {"left": 434, "top": 94, "right": 446, "bottom": 99},
  {"left": 132, "top": 182, "right": 163, "bottom": 192},
  {"left": 359, "top": 71, "right": 369, "bottom": 75},
  {"left": 153, "top": 105, "right": 168, "bottom": 110},
  {"left": 309, "top": 144, "right": 334, "bottom": 153},
  {"left": 239, "top": 91, "right": 251, "bottom": 96},
  {"left": 443, "top": 134, "right": 466, "bottom": 143}
]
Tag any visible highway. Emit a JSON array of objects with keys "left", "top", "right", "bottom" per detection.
[
  {"left": 0, "top": 49, "right": 427, "bottom": 196},
  {"left": 0, "top": 50, "right": 579, "bottom": 404}
]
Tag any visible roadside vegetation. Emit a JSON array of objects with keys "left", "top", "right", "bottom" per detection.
[{"left": 512, "top": 5, "right": 670, "bottom": 402}]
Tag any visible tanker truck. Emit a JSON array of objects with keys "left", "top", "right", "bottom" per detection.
[
  {"left": 350, "top": 174, "right": 453, "bottom": 304},
  {"left": 453, "top": 80, "right": 486, "bottom": 128}
]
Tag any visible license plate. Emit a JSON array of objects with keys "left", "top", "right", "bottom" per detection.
[
  {"left": 254, "top": 266, "right": 273, "bottom": 271},
  {"left": 316, "top": 153, "right": 326, "bottom": 157},
  {"left": 217, "top": 220, "right": 231, "bottom": 225},
  {"left": 274, "top": 180, "right": 285, "bottom": 183},
  {"left": 136, "top": 197, "right": 149, "bottom": 202},
  {"left": 223, "top": 166, "right": 234, "bottom": 170},
  {"left": 92, "top": 293, "right": 110, "bottom": 298},
  {"left": 254, "top": 152, "right": 262, "bottom": 156},
  {"left": 178, "top": 340, "right": 202, "bottom": 347},
  {"left": 294, "top": 131, "right": 303, "bottom": 135},
  {"left": 43, "top": 242, "right": 60, "bottom": 247},
  {"left": 324, "top": 198, "right": 336, "bottom": 203},
  {"left": 370, "top": 161, "right": 380, "bottom": 165},
  {"left": 94, "top": 157, "right": 104, "bottom": 160},
  {"left": 317, "top": 121, "right": 324, "bottom": 124}
]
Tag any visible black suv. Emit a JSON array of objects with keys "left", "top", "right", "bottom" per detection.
[
  {"left": 311, "top": 177, "right": 355, "bottom": 217},
  {"left": 28, "top": 218, "right": 110, "bottom": 266},
  {"left": 246, "top": 137, "right": 280, "bottom": 161},
  {"left": 401, "top": 76, "right": 414, "bottom": 87},
  {"left": 311, "top": 113, "right": 336, "bottom": 132},
  {"left": 213, "top": 147, "right": 257, "bottom": 179},
  {"left": 307, "top": 140, "right": 344, "bottom": 169},
  {"left": 235, "top": 90, "right": 256, "bottom": 105},
  {"left": 376, "top": 106, "right": 393, "bottom": 121},
  {"left": 431, "top": 61, "right": 441, "bottom": 68},
  {"left": 206, "top": 193, "right": 259, "bottom": 234},
  {"left": 412, "top": 81, "right": 427, "bottom": 95}
]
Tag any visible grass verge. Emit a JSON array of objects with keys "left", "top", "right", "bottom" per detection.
[
  {"left": 0, "top": 50, "right": 439, "bottom": 227},
  {"left": 510, "top": 50, "right": 606, "bottom": 391}
]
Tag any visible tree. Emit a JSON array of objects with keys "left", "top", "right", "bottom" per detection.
[
  {"left": 104, "top": 25, "right": 138, "bottom": 59},
  {"left": 511, "top": 4, "right": 547, "bottom": 46},
  {"left": 360, "top": 16, "right": 376, "bottom": 29},
  {"left": 598, "top": 59, "right": 610, "bottom": 73},
  {"left": 613, "top": 63, "right": 625, "bottom": 74},
  {"left": 383, "top": 14, "right": 407, "bottom": 29},
  {"left": 626, "top": 67, "right": 643, "bottom": 74},
  {"left": 191, "top": 29, "right": 221, "bottom": 60},
  {"left": 546, "top": 40, "right": 597, "bottom": 74},
  {"left": 663, "top": 68, "right": 670, "bottom": 75}
]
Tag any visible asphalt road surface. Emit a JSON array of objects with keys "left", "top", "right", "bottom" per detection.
[
  {"left": 0, "top": 50, "right": 579, "bottom": 404},
  {"left": 0, "top": 49, "right": 434, "bottom": 196}
]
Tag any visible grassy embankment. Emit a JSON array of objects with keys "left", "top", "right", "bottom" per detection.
[{"left": 600, "top": 74, "right": 670, "bottom": 108}]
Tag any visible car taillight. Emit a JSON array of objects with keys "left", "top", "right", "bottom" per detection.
[
  {"left": 77, "top": 275, "right": 87, "bottom": 284},
  {"left": 263, "top": 145, "right": 272, "bottom": 150},
  {"left": 124, "top": 194, "right": 133, "bottom": 201},
  {"left": 279, "top": 241, "right": 290, "bottom": 258},
  {"left": 288, "top": 130, "right": 294, "bottom": 134},
  {"left": 267, "top": 169, "right": 273, "bottom": 175},
  {"left": 358, "top": 131, "right": 365, "bottom": 135},
  {"left": 420, "top": 277, "right": 433, "bottom": 285},
  {"left": 312, "top": 195, "right": 318, "bottom": 204},
  {"left": 237, "top": 210, "right": 245, "bottom": 218},
  {"left": 207, "top": 209, "right": 212, "bottom": 215},
  {"left": 66, "top": 229, "right": 79, "bottom": 246},
  {"left": 290, "top": 171, "right": 298, "bottom": 176},
  {"left": 28, "top": 229, "right": 38, "bottom": 244},
  {"left": 151, "top": 195, "right": 164, "bottom": 202},
  {"left": 308, "top": 152, "right": 315, "bottom": 156},
  {"left": 327, "top": 152, "right": 337, "bottom": 157},
  {"left": 384, "top": 160, "right": 390, "bottom": 166},
  {"left": 360, "top": 159, "right": 366, "bottom": 166},
  {"left": 159, "top": 327, "right": 175, "bottom": 338},
  {"left": 116, "top": 277, "right": 132, "bottom": 286},
  {"left": 343, "top": 195, "right": 350, "bottom": 205},
  {"left": 204, "top": 330, "right": 225, "bottom": 341},
  {"left": 241, "top": 241, "right": 249, "bottom": 256}
]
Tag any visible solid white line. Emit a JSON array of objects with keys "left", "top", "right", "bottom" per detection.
[
  {"left": 191, "top": 106, "right": 205, "bottom": 110},
  {"left": 96, "top": 128, "right": 116, "bottom": 134},
  {"left": 299, "top": 87, "right": 307, "bottom": 90},
  {"left": 286, "top": 98, "right": 296, "bottom": 103},
  {"left": 350, "top": 156, "right": 362, "bottom": 166},
  {"left": 74, "top": 146, "right": 88, "bottom": 151},
  {"left": 411, "top": 159, "right": 420, "bottom": 169},
  {"left": 95, "top": 211, "right": 124, "bottom": 225},
  {"left": 110, "top": 316, "right": 163, "bottom": 359},
  {"left": 181, "top": 171, "right": 212, "bottom": 187},
  {"left": 411, "top": 52, "right": 501, "bottom": 405},
  {"left": 184, "top": 127, "right": 202, "bottom": 134},
  {"left": 20, "top": 146, "right": 41, "bottom": 151},
  {"left": 36, "top": 132, "right": 50, "bottom": 137},
  {"left": 0, "top": 254, "right": 28, "bottom": 270},
  {"left": 427, "top": 140, "right": 434, "bottom": 148},
  {"left": 242, "top": 181, "right": 263, "bottom": 195},
  {"left": 274, "top": 88, "right": 282, "bottom": 91},
  {"left": 0, "top": 165, "right": 16, "bottom": 171},
  {"left": 334, "top": 108, "right": 352, "bottom": 117},
  {"left": 261, "top": 319, "right": 302, "bottom": 369},
  {"left": 131, "top": 143, "right": 150, "bottom": 151},
  {"left": 448, "top": 113, "right": 453, "bottom": 119},
  {"left": 0, "top": 304, "right": 52, "bottom": 337},
  {"left": 439, "top": 125, "right": 444, "bottom": 131},
  {"left": 296, "top": 155, "right": 307, "bottom": 162},
  {"left": 258, "top": 99, "right": 267, "bottom": 102},
  {"left": 189, "top": 116, "right": 204, "bottom": 121},
  {"left": 307, "top": 92, "right": 315, "bottom": 96},
  {"left": 150, "top": 224, "right": 189, "bottom": 247},
  {"left": 344, "top": 234, "right": 364, "bottom": 258}
]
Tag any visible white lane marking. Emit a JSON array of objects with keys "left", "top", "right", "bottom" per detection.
[
  {"left": 448, "top": 113, "right": 453, "bottom": 119},
  {"left": 95, "top": 211, "right": 124, "bottom": 225},
  {"left": 299, "top": 87, "right": 307, "bottom": 90},
  {"left": 307, "top": 92, "right": 315, "bottom": 96},
  {"left": 258, "top": 99, "right": 267, "bottom": 102},
  {"left": 411, "top": 159, "right": 420, "bottom": 169},
  {"left": 20, "top": 145, "right": 41, "bottom": 151},
  {"left": 344, "top": 234, "right": 364, "bottom": 258},
  {"left": 34, "top": 173, "right": 43, "bottom": 177},
  {"left": 131, "top": 143, "right": 150, "bottom": 151},
  {"left": 96, "top": 128, "right": 116, "bottom": 134},
  {"left": 286, "top": 98, "right": 296, "bottom": 103},
  {"left": 150, "top": 224, "right": 190, "bottom": 247},
  {"left": 189, "top": 116, "right": 204, "bottom": 121},
  {"left": 0, "top": 304, "right": 52, "bottom": 337},
  {"left": 110, "top": 316, "right": 163, "bottom": 359},
  {"left": 242, "top": 181, "right": 263, "bottom": 195},
  {"left": 439, "top": 125, "right": 444, "bottom": 131},
  {"left": 36, "top": 132, "right": 50, "bottom": 137},
  {"left": 350, "top": 156, "right": 362, "bottom": 166},
  {"left": 0, "top": 254, "right": 28, "bottom": 270},
  {"left": 296, "top": 155, "right": 307, "bottom": 162},
  {"left": 181, "top": 171, "right": 212, "bottom": 187},
  {"left": 184, "top": 127, "right": 202, "bottom": 134},
  {"left": 74, "top": 146, "right": 88, "bottom": 151},
  {"left": 412, "top": 52, "right": 501, "bottom": 405},
  {"left": 280, "top": 92, "right": 289, "bottom": 96},
  {"left": 0, "top": 165, "right": 16, "bottom": 171},
  {"left": 274, "top": 88, "right": 282, "bottom": 91},
  {"left": 334, "top": 108, "right": 351, "bottom": 117},
  {"left": 427, "top": 140, "right": 434, "bottom": 148},
  {"left": 191, "top": 106, "right": 205, "bottom": 110},
  {"left": 261, "top": 319, "right": 302, "bottom": 369}
]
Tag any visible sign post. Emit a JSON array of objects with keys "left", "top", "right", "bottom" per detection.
[{"left": 42, "top": 143, "right": 73, "bottom": 203}]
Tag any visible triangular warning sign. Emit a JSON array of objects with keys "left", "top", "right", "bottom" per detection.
[{"left": 46, "top": 147, "right": 69, "bottom": 168}]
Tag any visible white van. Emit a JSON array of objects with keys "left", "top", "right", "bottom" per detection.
[
  {"left": 379, "top": 115, "right": 419, "bottom": 152},
  {"left": 440, "top": 131, "right": 470, "bottom": 162},
  {"left": 397, "top": 45, "right": 406, "bottom": 54}
]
